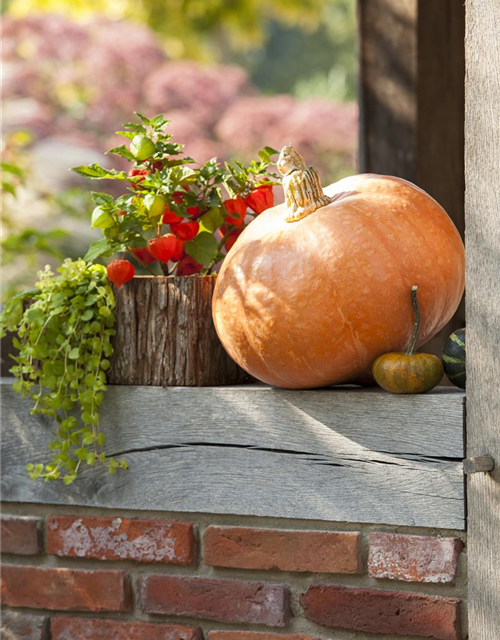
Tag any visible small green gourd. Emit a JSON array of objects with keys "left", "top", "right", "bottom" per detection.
[{"left": 442, "top": 328, "right": 466, "bottom": 389}]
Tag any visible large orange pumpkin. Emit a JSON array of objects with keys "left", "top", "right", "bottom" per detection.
[{"left": 212, "top": 148, "right": 465, "bottom": 389}]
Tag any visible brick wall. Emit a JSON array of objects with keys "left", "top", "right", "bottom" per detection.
[{"left": 0, "top": 504, "right": 466, "bottom": 640}]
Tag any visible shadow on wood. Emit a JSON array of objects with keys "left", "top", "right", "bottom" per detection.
[{"left": 1, "top": 381, "right": 465, "bottom": 529}]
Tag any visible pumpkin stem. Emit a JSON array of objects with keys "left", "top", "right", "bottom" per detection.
[
  {"left": 406, "top": 285, "right": 421, "bottom": 356},
  {"left": 277, "top": 145, "right": 332, "bottom": 222}
]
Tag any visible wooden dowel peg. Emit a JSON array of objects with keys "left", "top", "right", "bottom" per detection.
[{"left": 463, "top": 455, "right": 495, "bottom": 474}]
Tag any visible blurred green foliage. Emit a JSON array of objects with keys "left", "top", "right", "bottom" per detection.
[
  {"left": 246, "top": 1, "right": 357, "bottom": 100},
  {"left": 1, "top": 133, "right": 93, "bottom": 302}
]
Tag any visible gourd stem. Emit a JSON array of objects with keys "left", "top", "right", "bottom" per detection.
[
  {"left": 405, "top": 285, "right": 421, "bottom": 356},
  {"left": 277, "top": 145, "right": 331, "bottom": 222}
]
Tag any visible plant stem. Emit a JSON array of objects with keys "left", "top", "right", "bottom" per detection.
[{"left": 405, "top": 285, "right": 421, "bottom": 356}]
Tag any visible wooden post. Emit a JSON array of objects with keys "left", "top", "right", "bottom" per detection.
[
  {"left": 108, "top": 276, "right": 250, "bottom": 386},
  {"left": 465, "top": 2, "right": 500, "bottom": 637},
  {"left": 358, "top": 0, "right": 465, "bottom": 356}
]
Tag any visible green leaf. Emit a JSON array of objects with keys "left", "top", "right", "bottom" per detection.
[
  {"left": 123, "top": 121, "right": 147, "bottom": 134},
  {"left": 83, "top": 238, "right": 114, "bottom": 262},
  {"left": 199, "top": 207, "right": 224, "bottom": 233},
  {"left": 1, "top": 162, "right": 25, "bottom": 177},
  {"left": 115, "top": 130, "right": 137, "bottom": 140},
  {"left": 134, "top": 112, "right": 152, "bottom": 126},
  {"left": 1, "top": 181, "right": 16, "bottom": 196},
  {"left": 71, "top": 164, "right": 127, "bottom": 181},
  {"left": 151, "top": 114, "right": 170, "bottom": 128},
  {"left": 68, "top": 348, "right": 80, "bottom": 360},
  {"left": 185, "top": 232, "right": 218, "bottom": 266},
  {"left": 106, "top": 145, "right": 137, "bottom": 161},
  {"left": 169, "top": 165, "right": 197, "bottom": 184},
  {"left": 75, "top": 447, "right": 88, "bottom": 461},
  {"left": 26, "top": 307, "right": 44, "bottom": 324},
  {"left": 258, "top": 146, "right": 280, "bottom": 163},
  {"left": 91, "top": 192, "right": 115, "bottom": 206}
]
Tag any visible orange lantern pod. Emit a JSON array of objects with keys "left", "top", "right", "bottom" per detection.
[{"left": 107, "top": 259, "right": 135, "bottom": 289}]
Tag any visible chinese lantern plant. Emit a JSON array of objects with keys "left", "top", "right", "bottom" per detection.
[
  {"left": 70, "top": 112, "right": 280, "bottom": 386},
  {"left": 71, "top": 112, "right": 279, "bottom": 278}
]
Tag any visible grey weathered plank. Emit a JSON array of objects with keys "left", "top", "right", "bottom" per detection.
[
  {"left": 465, "top": 1, "right": 500, "bottom": 637},
  {"left": 1, "top": 381, "right": 465, "bottom": 528}
]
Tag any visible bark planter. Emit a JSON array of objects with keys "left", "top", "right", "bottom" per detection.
[{"left": 107, "top": 275, "right": 250, "bottom": 386}]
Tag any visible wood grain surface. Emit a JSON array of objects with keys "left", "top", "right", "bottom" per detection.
[
  {"left": 108, "top": 276, "right": 250, "bottom": 386},
  {"left": 1, "top": 381, "right": 465, "bottom": 529},
  {"left": 465, "top": 1, "right": 500, "bottom": 637}
]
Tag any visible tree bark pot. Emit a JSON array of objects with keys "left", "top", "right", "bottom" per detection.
[{"left": 108, "top": 275, "right": 250, "bottom": 386}]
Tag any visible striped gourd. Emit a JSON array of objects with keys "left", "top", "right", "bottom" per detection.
[{"left": 442, "top": 328, "right": 466, "bottom": 389}]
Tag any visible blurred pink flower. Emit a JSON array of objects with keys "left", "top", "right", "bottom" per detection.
[
  {"left": 144, "top": 61, "right": 253, "bottom": 129},
  {"left": 2, "top": 14, "right": 357, "bottom": 184},
  {"left": 285, "top": 98, "right": 357, "bottom": 153},
  {"left": 215, "top": 95, "right": 296, "bottom": 152},
  {"left": 2, "top": 14, "right": 166, "bottom": 136},
  {"left": 186, "top": 139, "right": 228, "bottom": 165}
]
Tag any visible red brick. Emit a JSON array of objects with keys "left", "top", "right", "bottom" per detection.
[
  {"left": 1, "top": 610, "right": 48, "bottom": 640},
  {"left": 204, "top": 526, "right": 361, "bottom": 574},
  {"left": 51, "top": 617, "right": 202, "bottom": 640},
  {"left": 47, "top": 515, "right": 195, "bottom": 565},
  {"left": 369, "top": 532, "right": 464, "bottom": 583},
  {"left": 1, "top": 516, "right": 43, "bottom": 555},
  {"left": 140, "top": 575, "right": 292, "bottom": 627},
  {"left": 1, "top": 565, "right": 132, "bottom": 612},
  {"left": 209, "top": 633, "right": 323, "bottom": 640},
  {"left": 301, "top": 585, "right": 461, "bottom": 640}
]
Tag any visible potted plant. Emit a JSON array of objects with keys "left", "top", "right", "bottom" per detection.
[
  {"left": 72, "top": 113, "right": 279, "bottom": 385},
  {"left": 0, "top": 112, "right": 279, "bottom": 483}
]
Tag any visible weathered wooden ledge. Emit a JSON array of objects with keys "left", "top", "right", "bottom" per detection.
[{"left": 1, "top": 380, "right": 465, "bottom": 530}]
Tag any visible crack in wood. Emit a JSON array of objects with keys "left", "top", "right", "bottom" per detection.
[
  {"left": 105, "top": 443, "right": 462, "bottom": 474},
  {"left": 106, "top": 442, "right": 329, "bottom": 460},
  {"left": 376, "top": 451, "right": 463, "bottom": 463}
]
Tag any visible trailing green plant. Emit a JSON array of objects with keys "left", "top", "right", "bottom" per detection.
[{"left": 0, "top": 259, "right": 127, "bottom": 484}]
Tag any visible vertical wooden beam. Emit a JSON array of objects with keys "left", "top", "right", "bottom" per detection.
[
  {"left": 358, "top": 0, "right": 418, "bottom": 180},
  {"left": 417, "top": 0, "right": 465, "bottom": 237},
  {"left": 465, "top": 2, "right": 500, "bottom": 638},
  {"left": 358, "top": 0, "right": 465, "bottom": 357},
  {"left": 358, "top": 0, "right": 464, "bottom": 224}
]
